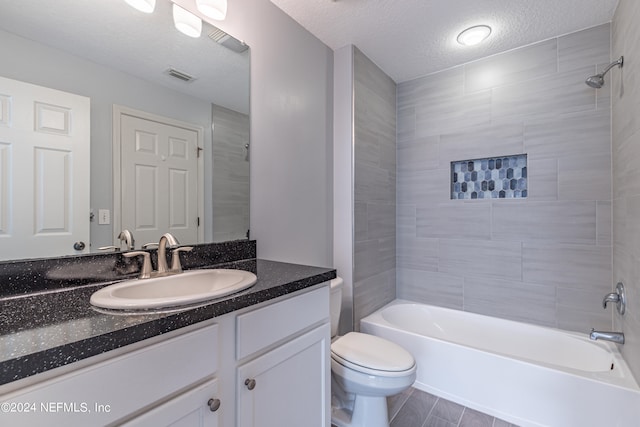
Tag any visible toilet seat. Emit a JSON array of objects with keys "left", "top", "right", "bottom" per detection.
[{"left": 331, "top": 332, "right": 415, "bottom": 377}]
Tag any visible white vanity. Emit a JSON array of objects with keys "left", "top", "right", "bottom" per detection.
[{"left": 0, "top": 254, "right": 333, "bottom": 427}]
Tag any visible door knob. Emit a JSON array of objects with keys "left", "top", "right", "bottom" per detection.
[
  {"left": 73, "top": 241, "right": 86, "bottom": 251},
  {"left": 244, "top": 378, "right": 256, "bottom": 390}
]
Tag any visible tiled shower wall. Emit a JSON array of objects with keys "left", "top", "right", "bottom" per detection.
[
  {"left": 396, "top": 24, "right": 613, "bottom": 331},
  {"left": 353, "top": 47, "right": 397, "bottom": 327},
  {"left": 612, "top": 0, "right": 640, "bottom": 382},
  {"left": 212, "top": 104, "right": 250, "bottom": 242}
]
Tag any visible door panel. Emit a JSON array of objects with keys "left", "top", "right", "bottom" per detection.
[
  {"left": 120, "top": 113, "right": 199, "bottom": 247},
  {"left": 0, "top": 76, "right": 90, "bottom": 259}
]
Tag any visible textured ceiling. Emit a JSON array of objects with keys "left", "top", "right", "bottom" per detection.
[{"left": 270, "top": 0, "right": 620, "bottom": 83}]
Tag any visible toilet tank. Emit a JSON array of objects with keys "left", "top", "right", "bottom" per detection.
[{"left": 330, "top": 277, "right": 344, "bottom": 338}]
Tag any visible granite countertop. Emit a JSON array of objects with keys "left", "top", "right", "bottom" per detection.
[{"left": 0, "top": 258, "right": 336, "bottom": 387}]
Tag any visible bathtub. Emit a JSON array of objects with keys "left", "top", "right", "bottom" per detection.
[{"left": 360, "top": 300, "right": 640, "bottom": 427}]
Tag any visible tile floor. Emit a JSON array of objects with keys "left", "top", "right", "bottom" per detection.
[{"left": 388, "top": 388, "right": 519, "bottom": 427}]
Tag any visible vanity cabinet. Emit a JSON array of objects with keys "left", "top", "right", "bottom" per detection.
[
  {"left": 1, "top": 324, "right": 219, "bottom": 427},
  {"left": 1, "top": 283, "right": 330, "bottom": 427},
  {"left": 235, "top": 286, "right": 331, "bottom": 427},
  {"left": 237, "top": 325, "right": 329, "bottom": 427},
  {"left": 123, "top": 379, "right": 220, "bottom": 427}
]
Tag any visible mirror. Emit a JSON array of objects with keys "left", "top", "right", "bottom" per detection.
[{"left": 0, "top": 0, "right": 250, "bottom": 260}]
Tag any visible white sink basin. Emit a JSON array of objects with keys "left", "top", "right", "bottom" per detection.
[{"left": 90, "top": 269, "right": 257, "bottom": 310}]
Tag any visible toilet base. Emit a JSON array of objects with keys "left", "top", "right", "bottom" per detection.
[
  {"left": 331, "top": 376, "right": 391, "bottom": 427},
  {"left": 331, "top": 395, "right": 390, "bottom": 427}
]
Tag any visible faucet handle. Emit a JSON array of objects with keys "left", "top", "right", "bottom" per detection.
[
  {"left": 170, "top": 247, "right": 193, "bottom": 273},
  {"left": 98, "top": 246, "right": 120, "bottom": 252},
  {"left": 122, "top": 251, "right": 153, "bottom": 279},
  {"left": 142, "top": 242, "right": 159, "bottom": 249}
]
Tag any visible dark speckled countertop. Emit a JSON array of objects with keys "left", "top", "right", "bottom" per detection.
[{"left": 0, "top": 252, "right": 335, "bottom": 387}]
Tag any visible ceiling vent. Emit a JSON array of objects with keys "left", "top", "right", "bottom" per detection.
[
  {"left": 208, "top": 27, "right": 248, "bottom": 53},
  {"left": 166, "top": 68, "right": 196, "bottom": 82}
]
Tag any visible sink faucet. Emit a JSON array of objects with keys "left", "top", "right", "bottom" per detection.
[
  {"left": 123, "top": 233, "right": 193, "bottom": 279},
  {"left": 157, "top": 233, "right": 180, "bottom": 274},
  {"left": 118, "top": 229, "right": 135, "bottom": 251},
  {"left": 590, "top": 328, "right": 625, "bottom": 344}
]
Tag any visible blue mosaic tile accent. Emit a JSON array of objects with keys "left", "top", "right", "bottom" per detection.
[{"left": 451, "top": 154, "right": 527, "bottom": 200}]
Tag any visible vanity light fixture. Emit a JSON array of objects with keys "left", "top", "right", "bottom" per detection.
[
  {"left": 196, "top": 0, "right": 227, "bottom": 21},
  {"left": 123, "top": 0, "right": 156, "bottom": 13},
  {"left": 173, "top": 3, "right": 202, "bottom": 38},
  {"left": 457, "top": 25, "right": 492, "bottom": 46}
]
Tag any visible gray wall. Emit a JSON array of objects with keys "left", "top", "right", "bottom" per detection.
[
  {"left": 212, "top": 105, "right": 250, "bottom": 243},
  {"left": 353, "top": 48, "right": 397, "bottom": 327},
  {"left": 396, "top": 24, "right": 613, "bottom": 331},
  {"left": 612, "top": 0, "right": 640, "bottom": 382},
  {"left": 214, "top": 0, "right": 334, "bottom": 267}
]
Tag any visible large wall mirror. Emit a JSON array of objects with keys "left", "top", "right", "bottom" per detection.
[{"left": 0, "top": 0, "right": 250, "bottom": 261}]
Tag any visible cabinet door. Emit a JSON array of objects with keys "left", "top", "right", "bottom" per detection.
[
  {"left": 123, "top": 379, "right": 220, "bottom": 427},
  {"left": 237, "top": 324, "right": 330, "bottom": 427}
]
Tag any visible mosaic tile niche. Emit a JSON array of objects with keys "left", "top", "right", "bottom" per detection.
[{"left": 451, "top": 154, "right": 527, "bottom": 200}]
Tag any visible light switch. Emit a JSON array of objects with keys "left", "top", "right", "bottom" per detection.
[{"left": 98, "top": 209, "right": 110, "bottom": 225}]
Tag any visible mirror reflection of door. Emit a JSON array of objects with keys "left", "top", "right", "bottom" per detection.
[
  {"left": 0, "top": 76, "right": 90, "bottom": 259},
  {"left": 114, "top": 106, "right": 203, "bottom": 249}
]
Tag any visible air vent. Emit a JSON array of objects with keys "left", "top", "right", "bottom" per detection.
[
  {"left": 207, "top": 27, "right": 248, "bottom": 53},
  {"left": 167, "top": 68, "right": 196, "bottom": 82}
]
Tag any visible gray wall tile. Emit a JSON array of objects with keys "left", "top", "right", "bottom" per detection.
[
  {"left": 523, "top": 243, "right": 611, "bottom": 289},
  {"left": 492, "top": 201, "right": 597, "bottom": 245},
  {"left": 524, "top": 110, "right": 610, "bottom": 160},
  {"left": 558, "top": 24, "right": 611, "bottom": 72},
  {"left": 396, "top": 269, "right": 464, "bottom": 310},
  {"left": 492, "top": 67, "right": 596, "bottom": 124},
  {"left": 417, "top": 203, "right": 491, "bottom": 240},
  {"left": 439, "top": 239, "right": 522, "bottom": 281},
  {"left": 397, "top": 23, "right": 612, "bottom": 333},
  {"left": 613, "top": 0, "right": 640, "bottom": 382},
  {"left": 465, "top": 39, "right": 557, "bottom": 93},
  {"left": 353, "top": 47, "right": 397, "bottom": 327},
  {"left": 463, "top": 276, "right": 557, "bottom": 327}
]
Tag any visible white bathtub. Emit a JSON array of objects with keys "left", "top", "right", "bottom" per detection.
[{"left": 360, "top": 300, "right": 640, "bottom": 427}]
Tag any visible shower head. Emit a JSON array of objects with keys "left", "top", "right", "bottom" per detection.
[{"left": 585, "top": 56, "right": 624, "bottom": 88}]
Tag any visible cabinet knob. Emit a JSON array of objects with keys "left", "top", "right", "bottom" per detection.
[
  {"left": 244, "top": 378, "right": 256, "bottom": 390},
  {"left": 207, "top": 398, "right": 221, "bottom": 412}
]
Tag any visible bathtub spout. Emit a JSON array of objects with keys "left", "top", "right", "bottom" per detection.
[{"left": 590, "top": 328, "right": 625, "bottom": 344}]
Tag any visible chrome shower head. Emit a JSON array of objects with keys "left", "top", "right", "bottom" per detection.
[
  {"left": 585, "top": 74, "right": 605, "bottom": 89},
  {"left": 585, "top": 56, "right": 624, "bottom": 88}
]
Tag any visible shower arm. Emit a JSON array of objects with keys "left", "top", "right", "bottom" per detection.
[{"left": 600, "top": 56, "right": 624, "bottom": 77}]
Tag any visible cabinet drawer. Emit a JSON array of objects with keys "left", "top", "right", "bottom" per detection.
[
  {"left": 236, "top": 285, "right": 329, "bottom": 359},
  {"left": 2, "top": 324, "right": 218, "bottom": 427},
  {"left": 123, "top": 379, "right": 220, "bottom": 427}
]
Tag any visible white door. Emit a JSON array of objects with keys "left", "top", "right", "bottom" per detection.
[
  {"left": 118, "top": 111, "right": 200, "bottom": 248},
  {"left": 0, "top": 76, "right": 90, "bottom": 259}
]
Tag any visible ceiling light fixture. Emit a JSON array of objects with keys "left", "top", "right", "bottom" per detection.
[
  {"left": 173, "top": 4, "right": 202, "bottom": 38},
  {"left": 123, "top": 0, "right": 156, "bottom": 13},
  {"left": 457, "top": 25, "right": 492, "bottom": 46},
  {"left": 196, "top": 0, "right": 227, "bottom": 21}
]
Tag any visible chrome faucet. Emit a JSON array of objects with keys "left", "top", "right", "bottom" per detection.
[
  {"left": 590, "top": 328, "right": 625, "bottom": 344},
  {"left": 157, "top": 233, "right": 180, "bottom": 274},
  {"left": 602, "top": 282, "right": 626, "bottom": 315},
  {"left": 124, "top": 233, "right": 192, "bottom": 279},
  {"left": 118, "top": 229, "right": 135, "bottom": 251}
]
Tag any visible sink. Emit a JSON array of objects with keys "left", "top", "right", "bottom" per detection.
[{"left": 90, "top": 269, "right": 257, "bottom": 310}]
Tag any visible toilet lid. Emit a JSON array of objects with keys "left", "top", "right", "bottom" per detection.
[{"left": 331, "top": 332, "right": 415, "bottom": 373}]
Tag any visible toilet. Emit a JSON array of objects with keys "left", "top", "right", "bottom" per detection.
[{"left": 330, "top": 277, "right": 416, "bottom": 427}]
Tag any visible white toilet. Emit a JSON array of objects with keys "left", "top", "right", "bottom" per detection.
[{"left": 330, "top": 277, "right": 416, "bottom": 427}]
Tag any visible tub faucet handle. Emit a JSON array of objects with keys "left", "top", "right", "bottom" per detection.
[{"left": 602, "top": 282, "right": 626, "bottom": 315}]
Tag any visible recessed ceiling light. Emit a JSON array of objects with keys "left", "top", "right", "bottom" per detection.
[{"left": 457, "top": 25, "right": 492, "bottom": 46}]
